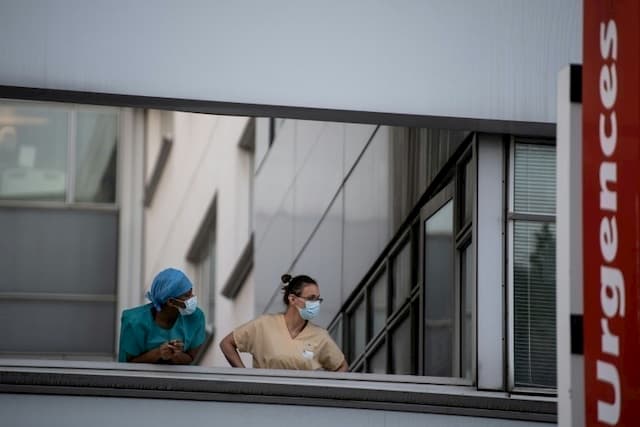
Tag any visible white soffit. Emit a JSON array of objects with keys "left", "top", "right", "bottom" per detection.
[{"left": 0, "top": 0, "right": 580, "bottom": 123}]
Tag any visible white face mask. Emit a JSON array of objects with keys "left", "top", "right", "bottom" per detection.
[
  {"left": 178, "top": 296, "right": 198, "bottom": 316},
  {"left": 297, "top": 300, "right": 320, "bottom": 320}
]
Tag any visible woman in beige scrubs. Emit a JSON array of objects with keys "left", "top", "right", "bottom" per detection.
[{"left": 220, "top": 274, "right": 348, "bottom": 371}]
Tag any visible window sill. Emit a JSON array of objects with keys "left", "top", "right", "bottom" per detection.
[{"left": 1, "top": 359, "right": 555, "bottom": 423}]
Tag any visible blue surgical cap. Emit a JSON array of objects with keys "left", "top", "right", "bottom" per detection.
[{"left": 146, "top": 268, "right": 193, "bottom": 311}]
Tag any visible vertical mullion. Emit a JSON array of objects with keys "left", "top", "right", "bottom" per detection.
[
  {"left": 507, "top": 138, "right": 516, "bottom": 389},
  {"left": 415, "top": 218, "right": 424, "bottom": 376},
  {"left": 66, "top": 108, "right": 77, "bottom": 203},
  {"left": 386, "top": 259, "right": 391, "bottom": 374},
  {"left": 453, "top": 165, "right": 461, "bottom": 378}
]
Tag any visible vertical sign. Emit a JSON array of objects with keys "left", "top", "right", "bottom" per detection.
[{"left": 583, "top": 0, "right": 640, "bottom": 425}]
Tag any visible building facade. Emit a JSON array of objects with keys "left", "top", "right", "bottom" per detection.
[
  {"left": 0, "top": 1, "right": 584, "bottom": 424},
  {"left": 253, "top": 119, "right": 557, "bottom": 393}
]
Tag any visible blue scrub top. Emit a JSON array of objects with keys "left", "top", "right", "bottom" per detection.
[{"left": 118, "top": 303, "right": 206, "bottom": 362}]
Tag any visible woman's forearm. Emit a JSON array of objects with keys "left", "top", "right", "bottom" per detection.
[
  {"left": 169, "top": 350, "right": 194, "bottom": 365},
  {"left": 334, "top": 359, "right": 349, "bottom": 372},
  {"left": 220, "top": 333, "right": 246, "bottom": 368},
  {"left": 129, "top": 347, "right": 163, "bottom": 363}
]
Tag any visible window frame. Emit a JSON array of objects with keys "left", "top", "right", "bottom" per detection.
[
  {"left": 419, "top": 182, "right": 468, "bottom": 380},
  {"left": 455, "top": 147, "right": 476, "bottom": 383},
  {"left": 506, "top": 137, "right": 557, "bottom": 395}
]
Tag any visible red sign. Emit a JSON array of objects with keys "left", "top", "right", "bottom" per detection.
[{"left": 583, "top": 0, "right": 640, "bottom": 425}]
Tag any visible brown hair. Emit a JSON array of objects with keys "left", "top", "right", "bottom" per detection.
[{"left": 281, "top": 273, "right": 317, "bottom": 305}]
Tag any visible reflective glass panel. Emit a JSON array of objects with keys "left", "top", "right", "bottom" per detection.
[
  {"left": 514, "top": 144, "right": 556, "bottom": 214},
  {"left": 424, "top": 200, "right": 454, "bottom": 376},
  {"left": 329, "top": 317, "right": 343, "bottom": 350},
  {"left": 75, "top": 110, "right": 118, "bottom": 203},
  {"left": 349, "top": 298, "right": 366, "bottom": 362},
  {"left": 367, "top": 341, "right": 387, "bottom": 374},
  {"left": 392, "top": 239, "right": 412, "bottom": 312},
  {"left": 371, "top": 270, "right": 387, "bottom": 339},
  {"left": 391, "top": 314, "right": 412, "bottom": 375},
  {"left": 513, "top": 221, "right": 556, "bottom": 388},
  {"left": 0, "top": 102, "right": 68, "bottom": 201}
]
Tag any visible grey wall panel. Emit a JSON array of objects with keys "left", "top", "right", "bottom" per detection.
[
  {"left": 293, "top": 123, "right": 343, "bottom": 256},
  {"left": 0, "top": 301, "right": 115, "bottom": 353},
  {"left": 342, "top": 128, "right": 391, "bottom": 299},
  {"left": 0, "top": 1, "right": 580, "bottom": 123},
  {"left": 0, "top": 208, "right": 117, "bottom": 294},
  {"left": 254, "top": 120, "right": 295, "bottom": 247},
  {"left": 254, "top": 191, "right": 294, "bottom": 315},
  {"left": 0, "top": 393, "right": 551, "bottom": 427},
  {"left": 291, "top": 192, "right": 344, "bottom": 329}
]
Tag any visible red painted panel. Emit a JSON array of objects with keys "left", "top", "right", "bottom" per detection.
[{"left": 583, "top": 1, "right": 640, "bottom": 425}]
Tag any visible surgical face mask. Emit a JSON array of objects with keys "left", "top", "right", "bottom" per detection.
[
  {"left": 178, "top": 296, "right": 198, "bottom": 316},
  {"left": 298, "top": 300, "right": 320, "bottom": 320}
]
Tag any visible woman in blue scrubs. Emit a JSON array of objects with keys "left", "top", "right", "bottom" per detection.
[{"left": 118, "top": 268, "right": 205, "bottom": 364}]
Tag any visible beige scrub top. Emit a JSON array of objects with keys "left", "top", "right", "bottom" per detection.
[{"left": 233, "top": 313, "right": 346, "bottom": 371}]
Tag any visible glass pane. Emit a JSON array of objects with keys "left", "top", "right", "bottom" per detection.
[
  {"left": 0, "top": 300, "right": 115, "bottom": 354},
  {"left": 463, "top": 159, "right": 473, "bottom": 225},
  {"left": 329, "top": 317, "right": 343, "bottom": 350},
  {"left": 460, "top": 243, "right": 473, "bottom": 380},
  {"left": 367, "top": 341, "right": 387, "bottom": 374},
  {"left": 391, "top": 314, "right": 412, "bottom": 375},
  {"left": 513, "top": 221, "right": 557, "bottom": 388},
  {"left": 424, "top": 200, "right": 454, "bottom": 377},
  {"left": 371, "top": 271, "right": 387, "bottom": 339},
  {"left": 514, "top": 144, "right": 556, "bottom": 214},
  {"left": 75, "top": 110, "right": 118, "bottom": 203},
  {"left": 349, "top": 298, "right": 366, "bottom": 362},
  {"left": 0, "top": 102, "right": 68, "bottom": 201},
  {"left": 392, "top": 239, "right": 412, "bottom": 312}
]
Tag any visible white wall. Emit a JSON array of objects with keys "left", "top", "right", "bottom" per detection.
[{"left": 142, "top": 111, "right": 253, "bottom": 367}]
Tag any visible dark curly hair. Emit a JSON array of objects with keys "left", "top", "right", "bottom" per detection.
[{"left": 281, "top": 273, "right": 317, "bottom": 306}]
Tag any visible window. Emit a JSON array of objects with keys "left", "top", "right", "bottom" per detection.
[
  {"left": 0, "top": 100, "right": 118, "bottom": 204},
  {"left": 423, "top": 198, "right": 455, "bottom": 376},
  {"left": 0, "top": 99, "right": 120, "bottom": 358},
  {"left": 347, "top": 295, "right": 366, "bottom": 363},
  {"left": 339, "top": 141, "right": 474, "bottom": 379},
  {"left": 344, "top": 238, "right": 420, "bottom": 375},
  {"left": 370, "top": 270, "right": 387, "bottom": 339},
  {"left": 508, "top": 141, "right": 556, "bottom": 389}
]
